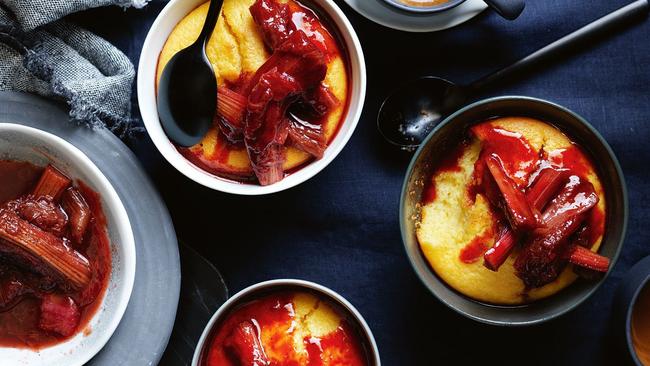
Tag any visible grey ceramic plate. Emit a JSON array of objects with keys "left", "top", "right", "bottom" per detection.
[{"left": 0, "top": 91, "right": 181, "bottom": 365}]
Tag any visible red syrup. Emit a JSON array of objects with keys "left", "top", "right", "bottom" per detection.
[
  {"left": 0, "top": 162, "right": 112, "bottom": 350},
  {"left": 200, "top": 292, "right": 368, "bottom": 366}
]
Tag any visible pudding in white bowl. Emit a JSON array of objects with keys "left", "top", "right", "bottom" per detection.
[{"left": 138, "top": 0, "right": 366, "bottom": 194}]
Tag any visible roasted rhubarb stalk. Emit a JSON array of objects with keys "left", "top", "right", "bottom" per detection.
[
  {"left": 224, "top": 320, "right": 270, "bottom": 366},
  {"left": 484, "top": 167, "right": 568, "bottom": 271},
  {"left": 0, "top": 210, "right": 91, "bottom": 289},
  {"left": 541, "top": 175, "right": 599, "bottom": 227},
  {"left": 32, "top": 165, "right": 71, "bottom": 200},
  {"left": 526, "top": 167, "right": 567, "bottom": 212},
  {"left": 514, "top": 177, "right": 599, "bottom": 287},
  {"left": 483, "top": 229, "right": 517, "bottom": 271},
  {"left": 38, "top": 293, "right": 80, "bottom": 337},
  {"left": 568, "top": 245, "right": 610, "bottom": 272},
  {"left": 217, "top": 86, "right": 247, "bottom": 143},
  {"left": 287, "top": 116, "right": 326, "bottom": 158},
  {"left": 485, "top": 155, "right": 539, "bottom": 231},
  {"left": 514, "top": 213, "right": 587, "bottom": 288},
  {"left": 12, "top": 196, "right": 68, "bottom": 236},
  {"left": 61, "top": 188, "right": 91, "bottom": 246}
]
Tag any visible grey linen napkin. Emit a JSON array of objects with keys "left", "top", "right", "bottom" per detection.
[{"left": 0, "top": 0, "right": 148, "bottom": 134}]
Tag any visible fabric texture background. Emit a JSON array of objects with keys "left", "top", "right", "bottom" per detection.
[
  {"left": 0, "top": 0, "right": 148, "bottom": 134},
  {"left": 3, "top": 0, "right": 647, "bottom": 365}
]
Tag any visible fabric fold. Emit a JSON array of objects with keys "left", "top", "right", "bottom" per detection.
[{"left": 0, "top": 1, "right": 148, "bottom": 135}]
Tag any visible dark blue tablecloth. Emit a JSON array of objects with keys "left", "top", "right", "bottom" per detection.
[{"left": 72, "top": 0, "right": 649, "bottom": 364}]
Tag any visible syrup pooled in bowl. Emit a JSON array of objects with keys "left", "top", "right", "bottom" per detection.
[
  {"left": 200, "top": 291, "right": 370, "bottom": 366},
  {"left": 0, "top": 161, "right": 112, "bottom": 349}
]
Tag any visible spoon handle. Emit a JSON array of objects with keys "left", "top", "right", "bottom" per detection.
[
  {"left": 469, "top": 0, "right": 649, "bottom": 94},
  {"left": 483, "top": 0, "right": 525, "bottom": 20},
  {"left": 197, "top": 0, "right": 224, "bottom": 46}
]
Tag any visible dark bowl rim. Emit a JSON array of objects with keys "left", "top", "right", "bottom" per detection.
[
  {"left": 624, "top": 256, "right": 650, "bottom": 365},
  {"left": 399, "top": 95, "right": 629, "bottom": 326},
  {"left": 379, "top": 0, "right": 467, "bottom": 15}
]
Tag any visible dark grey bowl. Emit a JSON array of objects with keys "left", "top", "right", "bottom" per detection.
[
  {"left": 614, "top": 256, "right": 650, "bottom": 365},
  {"left": 400, "top": 96, "right": 628, "bottom": 326}
]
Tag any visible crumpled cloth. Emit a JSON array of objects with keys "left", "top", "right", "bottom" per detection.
[{"left": 0, "top": 0, "right": 149, "bottom": 134}]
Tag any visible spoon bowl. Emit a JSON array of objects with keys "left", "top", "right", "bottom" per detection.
[
  {"left": 377, "top": 77, "right": 466, "bottom": 150},
  {"left": 157, "top": 44, "right": 217, "bottom": 147},
  {"left": 156, "top": 0, "right": 223, "bottom": 147}
]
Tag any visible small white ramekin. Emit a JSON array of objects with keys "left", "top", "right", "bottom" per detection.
[
  {"left": 138, "top": 0, "right": 366, "bottom": 195},
  {"left": 192, "top": 279, "right": 381, "bottom": 365},
  {"left": 0, "top": 123, "right": 136, "bottom": 366}
]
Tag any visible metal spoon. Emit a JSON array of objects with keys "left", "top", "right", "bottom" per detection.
[
  {"left": 483, "top": 0, "right": 525, "bottom": 21},
  {"left": 378, "top": 0, "right": 649, "bottom": 150},
  {"left": 157, "top": 0, "right": 223, "bottom": 147}
]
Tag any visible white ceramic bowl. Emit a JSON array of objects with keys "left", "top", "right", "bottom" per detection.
[
  {"left": 0, "top": 123, "right": 136, "bottom": 366},
  {"left": 138, "top": 0, "right": 366, "bottom": 195},
  {"left": 192, "top": 279, "right": 381, "bottom": 365}
]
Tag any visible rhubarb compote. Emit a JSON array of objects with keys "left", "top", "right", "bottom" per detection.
[{"left": 416, "top": 117, "right": 608, "bottom": 305}]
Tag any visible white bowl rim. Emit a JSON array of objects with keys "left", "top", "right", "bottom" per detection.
[
  {"left": 191, "top": 279, "right": 381, "bottom": 365},
  {"left": 0, "top": 123, "right": 136, "bottom": 366},
  {"left": 137, "top": 0, "right": 367, "bottom": 195}
]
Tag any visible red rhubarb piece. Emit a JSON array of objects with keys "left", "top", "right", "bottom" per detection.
[
  {"left": 224, "top": 320, "right": 270, "bottom": 366},
  {"left": 484, "top": 229, "right": 517, "bottom": 271},
  {"left": 526, "top": 167, "right": 567, "bottom": 211},
  {"left": 568, "top": 245, "right": 610, "bottom": 272},
  {"left": 541, "top": 175, "right": 599, "bottom": 227},
  {"left": 287, "top": 116, "right": 326, "bottom": 158},
  {"left": 61, "top": 188, "right": 91, "bottom": 246},
  {"left": 514, "top": 213, "right": 587, "bottom": 288},
  {"left": 38, "top": 293, "right": 80, "bottom": 337},
  {"left": 244, "top": 31, "right": 328, "bottom": 185},
  {"left": 216, "top": 86, "right": 247, "bottom": 143},
  {"left": 32, "top": 165, "right": 71, "bottom": 200},
  {"left": 485, "top": 155, "right": 539, "bottom": 231},
  {"left": 0, "top": 209, "right": 91, "bottom": 289},
  {"left": 9, "top": 195, "right": 68, "bottom": 236}
]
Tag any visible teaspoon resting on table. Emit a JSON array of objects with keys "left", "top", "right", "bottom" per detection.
[{"left": 377, "top": 0, "right": 649, "bottom": 150}]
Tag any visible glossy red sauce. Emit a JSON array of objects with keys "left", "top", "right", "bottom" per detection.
[
  {"left": 470, "top": 124, "right": 539, "bottom": 188},
  {"left": 547, "top": 144, "right": 591, "bottom": 179},
  {"left": 459, "top": 228, "right": 494, "bottom": 264},
  {"left": 0, "top": 161, "right": 111, "bottom": 349},
  {"left": 200, "top": 291, "right": 369, "bottom": 366}
]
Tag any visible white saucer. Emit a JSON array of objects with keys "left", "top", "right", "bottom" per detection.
[{"left": 341, "top": 0, "right": 487, "bottom": 33}]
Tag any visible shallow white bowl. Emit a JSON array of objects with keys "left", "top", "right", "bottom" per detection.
[
  {"left": 138, "top": 0, "right": 366, "bottom": 195},
  {"left": 192, "top": 279, "right": 381, "bottom": 365},
  {"left": 0, "top": 123, "right": 136, "bottom": 366}
]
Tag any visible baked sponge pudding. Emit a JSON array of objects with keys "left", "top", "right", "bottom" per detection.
[
  {"left": 199, "top": 291, "right": 368, "bottom": 366},
  {"left": 157, "top": 0, "right": 349, "bottom": 185},
  {"left": 416, "top": 117, "right": 609, "bottom": 305}
]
